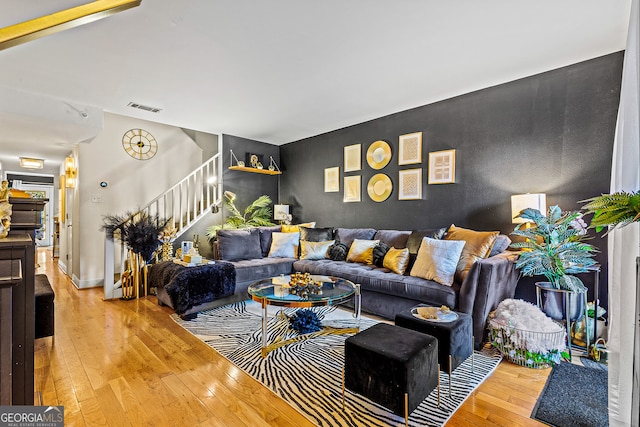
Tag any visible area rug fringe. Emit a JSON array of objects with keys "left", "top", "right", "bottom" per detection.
[{"left": 173, "top": 300, "right": 502, "bottom": 427}]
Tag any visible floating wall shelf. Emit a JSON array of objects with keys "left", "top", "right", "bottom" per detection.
[
  {"left": 228, "top": 165, "right": 281, "bottom": 175},
  {"left": 228, "top": 149, "right": 282, "bottom": 175}
]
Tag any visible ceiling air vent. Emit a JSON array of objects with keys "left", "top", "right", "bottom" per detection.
[{"left": 127, "top": 102, "right": 162, "bottom": 113}]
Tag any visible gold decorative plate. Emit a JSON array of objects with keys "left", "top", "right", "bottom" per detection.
[
  {"left": 367, "top": 173, "right": 393, "bottom": 202},
  {"left": 366, "top": 140, "right": 392, "bottom": 170}
]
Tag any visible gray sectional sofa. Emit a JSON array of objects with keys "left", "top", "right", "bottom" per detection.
[{"left": 210, "top": 225, "right": 520, "bottom": 348}]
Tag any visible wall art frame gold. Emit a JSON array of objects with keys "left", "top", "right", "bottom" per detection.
[
  {"left": 398, "top": 132, "right": 423, "bottom": 165},
  {"left": 428, "top": 149, "right": 456, "bottom": 184},
  {"left": 398, "top": 168, "right": 422, "bottom": 200},
  {"left": 366, "top": 140, "right": 392, "bottom": 170},
  {"left": 324, "top": 167, "right": 340, "bottom": 192},
  {"left": 344, "top": 144, "right": 362, "bottom": 172},
  {"left": 59, "top": 175, "right": 66, "bottom": 220},
  {"left": 343, "top": 175, "right": 361, "bottom": 203}
]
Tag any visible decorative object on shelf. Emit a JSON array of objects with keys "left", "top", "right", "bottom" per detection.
[
  {"left": 324, "top": 167, "right": 340, "bottom": 192},
  {"left": 343, "top": 144, "right": 361, "bottom": 172},
  {"left": 246, "top": 153, "right": 264, "bottom": 169},
  {"left": 367, "top": 173, "right": 392, "bottom": 202},
  {"left": 581, "top": 190, "right": 640, "bottom": 235},
  {"left": 206, "top": 192, "right": 275, "bottom": 240},
  {"left": 287, "top": 272, "right": 323, "bottom": 299},
  {"left": 366, "top": 140, "right": 392, "bottom": 169},
  {"left": 428, "top": 149, "right": 456, "bottom": 184},
  {"left": 228, "top": 150, "right": 281, "bottom": 175},
  {"left": 398, "top": 168, "right": 422, "bottom": 200},
  {"left": 510, "top": 205, "right": 598, "bottom": 293},
  {"left": 571, "top": 302, "right": 607, "bottom": 346},
  {"left": 288, "top": 309, "right": 322, "bottom": 334},
  {"left": 122, "top": 128, "right": 158, "bottom": 160},
  {"left": 343, "top": 175, "right": 361, "bottom": 203},
  {"left": 488, "top": 299, "right": 568, "bottom": 368},
  {"left": 274, "top": 204, "right": 292, "bottom": 225},
  {"left": 398, "top": 132, "right": 422, "bottom": 165}
]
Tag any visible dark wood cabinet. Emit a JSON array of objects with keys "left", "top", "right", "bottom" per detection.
[
  {"left": 0, "top": 235, "right": 35, "bottom": 405},
  {"left": 8, "top": 198, "right": 48, "bottom": 235}
]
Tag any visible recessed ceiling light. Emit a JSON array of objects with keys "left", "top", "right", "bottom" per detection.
[{"left": 19, "top": 157, "right": 44, "bottom": 169}]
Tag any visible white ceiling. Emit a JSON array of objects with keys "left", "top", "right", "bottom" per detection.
[{"left": 0, "top": 0, "right": 632, "bottom": 171}]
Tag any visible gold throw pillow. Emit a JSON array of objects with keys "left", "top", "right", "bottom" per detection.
[
  {"left": 444, "top": 224, "right": 499, "bottom": 282},
  {"left": 382, "top": 247, "right": 410, "bottom": 275},
  {"left": 281, "top": 222, "right": 316, "bottom": 233},
  {"left": 346, "top": 239, "right": 380, "bottom": 264}
]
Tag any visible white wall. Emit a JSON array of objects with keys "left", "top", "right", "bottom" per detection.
[{"left": 73, "top": 112, "right": 203, "bottom": 288}]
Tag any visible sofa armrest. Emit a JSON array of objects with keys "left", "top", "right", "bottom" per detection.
[{"left": 457, "top": 251, "right": 519, "bottom": 348}]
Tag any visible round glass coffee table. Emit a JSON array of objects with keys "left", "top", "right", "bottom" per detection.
[{"left": 248, "top": 274, "right": 361, "bottom": 357}]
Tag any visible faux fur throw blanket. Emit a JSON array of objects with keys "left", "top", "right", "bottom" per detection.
[{"left": 148, "top": 260, "right": 236, "bottom": 314}]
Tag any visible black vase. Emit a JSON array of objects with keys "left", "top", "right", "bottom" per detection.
[{"left": 536, "top": 281, "right": 586, "bottom": 322}]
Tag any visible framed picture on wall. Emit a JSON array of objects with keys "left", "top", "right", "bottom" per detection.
[
  {"left": 344, "top": 144, "right": 362, "bottom": 172},
  {"left": 428, "top": 149, "right": 456, "bottom": 184},
  {"left": 343, "top": 175, "right": 361, "bottom": 202},
  {"left": 398, "top": 132, "right": 422, "bottom": 165},
  {"left": 398, "top": 168, "right": 422, "bottom": 200},
  {"left": 324, "top": 167, "right": 340, "bottom": 192}
]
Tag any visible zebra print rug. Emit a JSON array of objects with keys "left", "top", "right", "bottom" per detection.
[{"left": 172, "top": 301, "right": 501, "bottom": 427}]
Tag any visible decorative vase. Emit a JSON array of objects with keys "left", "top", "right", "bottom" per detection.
[
  {"left": 535, "top": 281, "right": 586, "bottom": 322},
  {"left": 161, "top": 241, "right": 174, "bottom": 261}
]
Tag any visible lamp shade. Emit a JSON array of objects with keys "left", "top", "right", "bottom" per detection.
[
  {"left": 274, "top": 204, "right": 290, "bottom": 221},
  {"left": 511, "top": 193, "right": 546, "bottom": 223}
]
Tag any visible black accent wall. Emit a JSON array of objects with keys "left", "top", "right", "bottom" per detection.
[{"left": 278, "top": 52, "right": 624, "bottom": 307}]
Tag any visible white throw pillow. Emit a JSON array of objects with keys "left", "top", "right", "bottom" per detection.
[
  {"left": 268, "top": 232, "right": 300, "bottom": 258},
  {"left": 410, "top": 237, "right": 465, "bottom": 286},
  {"left": 300, "top": 240, "right": 335, "bottom": 260},
  {"left": 346, "top": 239, "right": 380, "bottom": 264}
]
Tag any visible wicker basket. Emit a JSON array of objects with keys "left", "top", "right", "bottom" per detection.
[{"left": 488, "top": 319, "right": 567, "bottom": 369}]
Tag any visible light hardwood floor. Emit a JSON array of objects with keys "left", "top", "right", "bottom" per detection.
[{"left": 34, "top": 247, "right": 550, "bottom": 426}]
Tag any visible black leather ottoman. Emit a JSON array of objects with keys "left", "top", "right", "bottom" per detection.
[
  {"left": 395, "top": 305, "right": 473, "bottom": 395},
  {"left": 344, "top": 323, "right": 439, "bottom": 425},
  {"left": 35, "top": 274, "right": 54, "bottom": 339}
]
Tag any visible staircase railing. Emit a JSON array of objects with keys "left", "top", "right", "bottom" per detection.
[{"left": 103, "top": 153, "right": 222, "bottom": 299}]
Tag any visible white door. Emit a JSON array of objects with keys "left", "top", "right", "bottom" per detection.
[{"left": 17, "top": 183, "right": 54, "bottom": 247}]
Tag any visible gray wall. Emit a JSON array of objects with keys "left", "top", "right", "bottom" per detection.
[{"left": 279, "top": 52, "right": 624, "bottom": 307}]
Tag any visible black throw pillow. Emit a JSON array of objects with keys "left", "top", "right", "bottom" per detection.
[
  {"left": 300, "top": 226, "right": 334, "bottom": 242},
  {"left": 327, "top": 242, "right": 349, "bottom": 261},
  {"left": 372, "top": 242, "right": 391, "bottom": 267}
]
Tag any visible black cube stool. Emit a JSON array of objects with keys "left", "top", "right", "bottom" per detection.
[
  {"left": 395, "top": 305, "right": 473, "bottom": 396},
  {"left": 35, "top": 274, "right": 55, "bottom": 340},
  {"left": 344, "top": 323, "right": 439, "bottom": 426}
]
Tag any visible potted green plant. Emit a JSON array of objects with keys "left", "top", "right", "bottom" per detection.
[
  {"left": 510, "top": 205, "right": 598, "bottom": 320},
  {"left": 206, "top": 191, "right": 276, "bottom": 240},
  {"left": 581, "top": 190, "right": 640, "bottom": 234}
]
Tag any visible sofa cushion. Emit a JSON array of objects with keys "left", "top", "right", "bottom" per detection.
[
  {"left": 444, "top": 224, "right": 499, "bottom": 282},
  {"left": 300, "top": 240, "right": 334, "bottom": 260},
  {"left": 410, "top": 237, "right": 466, "bottom": 286},
  {"left": 300, "top": 226, "right": 334, "bottom": 242},
  {"left": 269, "top": 232, "right": 300, "bottom": 258},
  {"left": 347, "top": 239, "right": 380, "bottom": 264},
  {"left": 328, "top": 242, "right": 349, "bottom": 261},
  {"left": 336, "top": 228, "right": 377, "bottom": 246},
  {"left": 383, "top": 247, "right": 410, "bottom": 275},
  {"left": 373, "top": 229, "right": 412, "bottom": 249},
  {"left": 372, "top": 242, "right": 391, "bottom": 266},
  {"left": 489, "top": 234, "right": 512, "bottom": 257},
  {"left": 217, "top": 228, "right": 262, "bottom": 261},
  {"left": 258, "top": 225, "right": 282, "bottom": 257}
]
